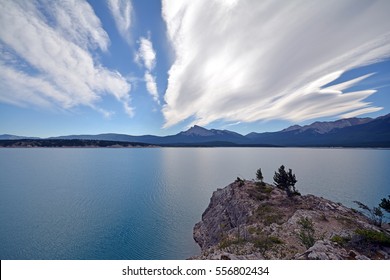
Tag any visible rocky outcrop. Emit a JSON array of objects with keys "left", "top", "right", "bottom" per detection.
[{"left": 192, "top": 180, "right": 390, "bottom": 260}]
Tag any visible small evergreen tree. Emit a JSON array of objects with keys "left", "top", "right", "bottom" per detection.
[
  {"left": 273, "top": 165, "right": 298, "bottom": 197},
  {"left": 373, "top": 207, "right": 384, "bottom": 226},
  {"left": 256, "top": 168, "right": 264, "bottom": 184},
  {"left": 298, "top": 217, "right": 315, "bottom": 249},
  {"left": 273, "top": 165, "right": 288, "bottom": 189},
  {"left": 379, "top": 195, "right": 390, "bottom": 213},
  {"left": 354, "top": 195, "right": 390, "bottom": 227},
  {"left": 379, "top": 195, "right": 390, "bottom": 224},
  {"left": 287, "top": 168, "right": 297, "bottom": 193}
]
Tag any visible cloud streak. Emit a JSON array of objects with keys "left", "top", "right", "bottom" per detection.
[
  {"left": 135, "top": 37, "right": 157, "bottom": 71},
  {"left": 162, "top": 0, "right": 390, "bottom": 128},
  {"left": 135, "top": 36, "right": 159, "bottom": 104},
  {"left": 144, "top": 71, "right": 159, "bottom": 104},
  {"left": 108, "top": 0, "right": 133, "bottom": 44},
  {"left": 0, "top": 0, "right": 133, "bottom": 116}
]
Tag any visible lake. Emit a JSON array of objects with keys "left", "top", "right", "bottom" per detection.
[{"left": 0, "top": 148, "right": 389, "bottom": 259}]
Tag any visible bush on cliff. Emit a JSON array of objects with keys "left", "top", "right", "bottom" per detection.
[
  {"left": 298, "top": 217, "right": 316, "bottom": 249},
  {"left": 379, "top": 195, "right": 390, "bottom": 214},
  {"left": 354, "top": 195, "right": 390, "bottom": 227},
  {"left": 235, "top": 176, "right": 244, "bottom": 187}
]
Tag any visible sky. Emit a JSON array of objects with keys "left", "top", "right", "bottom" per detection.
[{"left": 0, "top": 0, "right": 390, "bottom": 137}]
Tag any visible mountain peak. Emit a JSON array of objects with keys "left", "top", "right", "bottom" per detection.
[
  {"left": 180, "top": 125, "right": 214, "bottom": 136},
  {"left": 178, "top": 125, "right": 245, "bottom": 139},
  {"left": 282, "top": 125, "right": 302, "bottom": 132},
  {"left": 282, "top": 117, "right": 373, "bottom": 134},
  {"left": 192, "top": 125, "right": 206, "bottom": 130}
]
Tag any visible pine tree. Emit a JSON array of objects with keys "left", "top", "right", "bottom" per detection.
[
  {"left": 287, "top": 168, "right": 297, "bottom": 193},
  {"left": 273, "top": 165, "right": 298, "bottom": 197},
  {"left": 256, "top": 168, "right": 264, "bottom": 184},
  {"left": 379, "top": 196, "right": 390, "bottom": 213}
]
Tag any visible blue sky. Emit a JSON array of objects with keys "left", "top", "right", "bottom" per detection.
[{"left": 0, "top": 0, "right": 389, "bottom": 137}]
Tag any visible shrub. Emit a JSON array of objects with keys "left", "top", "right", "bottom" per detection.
[
  {"left": 298, "top": 217, "right": 316, "bottom": 249},
  {"left": 253, "top": 235, "right": 283, "bottom": 254},
  {"left": 379, "top": 196, "right": 390, "bottom": 213},
  {"left": 355, "top": 229, "right": 390, "bottom": 246},
  {"left": 247, "top": 184, "right": 273, "bottom": 201},
  {"left": 219, "top": 237, "right": 245, "bottom": 249},
  {"left": 235, "top": 177, "right": 245, "bottom": 187},
  {"left": 330, "top": 235, "right": 351, "bottom": 245},
  {"left": 252, "top": 204, "right": 284, "bottom": 226}
]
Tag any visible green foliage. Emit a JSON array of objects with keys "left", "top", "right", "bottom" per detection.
[
  {"left": 219, "top": 237, "right": 245, "bottom": 249},
  {"left": 256, "top": 168, "right": 264, "bottom": 184},
  {"left": 298, "top": 217, "right": 316, "bottom": 249},
  {"left": 273, "top": 165, "right": 298, "bottom": 197},
  {"left": 252, "top": 204, "right": 284, "bottom": 226},
  {"left": 268, "top": 236, "right": 283, "bottom": 244},
  {"left": 355, "top": 229, "right": 390, "bottom": 246},
  {"left": 253, "top": 235, "right": 283, "bottom": 254},
  {"left": 247, "top": 189, "right": 269, "bottom": 201},
  {"left": 248, "top": 184, "right": 273, "bottom": 201},
  {"left": 330, "top": 235, "right": 351, "bottom": 245},
  {"left": 259, "top": 185, "right": 273, "bottom": 194}
]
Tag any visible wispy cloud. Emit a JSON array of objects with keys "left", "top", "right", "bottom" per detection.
[
  {"left": 162, "top": 0, "right": 390, "bottom": 128},
  {"left": 135, "top": 37, "right": 157, "bottom": 71},
  {"left": 135, "top": 36, "right": 159, "bottom": 104},
  {"left": 108, "top": 0, "right": 133, "bottom": 44},
  {"left": 144, "top": 72, "right": 159, "bottom": 104},
  {"left": 0, "top": 0, "right": 133, "bottom": 116},
  {"left": 45, "top": 0, "right": 110, "bottom": 52}
]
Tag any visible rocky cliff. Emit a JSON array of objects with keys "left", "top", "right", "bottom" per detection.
[{"left": 192, "top": 180, "right": 390, "bottom": 260}]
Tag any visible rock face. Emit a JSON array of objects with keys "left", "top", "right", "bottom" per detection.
[{"left": 192, "top": 180, "right": 390, "bottom": 260}]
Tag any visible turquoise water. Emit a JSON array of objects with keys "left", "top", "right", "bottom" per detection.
[{"left": 0, "top": 148, "right": 389, "bottom": 259}]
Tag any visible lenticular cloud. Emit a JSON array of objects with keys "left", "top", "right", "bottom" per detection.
[
  {"left": 0, "top": 0, "right": 132, "bottom": 117},
  {"left": 161, "top": 0, "right": 390, "bottom": 128}
]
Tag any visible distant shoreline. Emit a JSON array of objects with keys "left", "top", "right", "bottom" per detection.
[
  {"left": 0, "top": 139, "right": 156, "bottom": 148},
  {"left": 0, "top": 139, "right": 389, "bottom": 149}
]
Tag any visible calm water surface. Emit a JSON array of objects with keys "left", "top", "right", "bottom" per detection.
[{"left": 0, "top": 148, "right": 389, "bottom": 259}]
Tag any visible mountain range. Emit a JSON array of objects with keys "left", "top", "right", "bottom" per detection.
[{"left": 1, "top": 114, "right": 389, "bottom": 147}]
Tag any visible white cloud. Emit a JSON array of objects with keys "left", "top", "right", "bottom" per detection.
[
  {"left": 340, "top": 107, "right": 383, "bottom": 119},
  {"left": 135, "top": 37, "right": 157, "bottom": 71},
  {"left": 0, "top": 0, "right": 133, "bottom": 116},
  {"left": 161, "top": 0, "right": 390, "bottom": 128},
  {"left": 144, "top": 71, "right": 159, "bottom": 104},
  {"left": 108, "top": 0, "right": 133, "bottom": 44},
  {"left": 135, "top": 36, "right": 159, "bottom": 104},
  {"left": 45, "top": 0, "right": 110, "bottom": 52}
]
